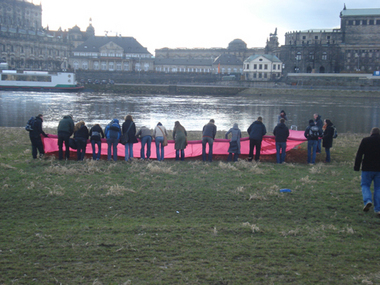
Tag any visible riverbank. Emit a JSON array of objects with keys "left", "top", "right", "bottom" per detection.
[{"left": 2, "top": 128, "right": 379, "bottom": 284}]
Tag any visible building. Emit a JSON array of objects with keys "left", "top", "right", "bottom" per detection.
[
  {"left": 280, "top": 6, "right": 380, "bottom": 74},
  {"left": 70, "top": 36, "right": 153, "bottom": 72},
  {"left": 243, "top": 54, "right": 282, "bottom": 80}
]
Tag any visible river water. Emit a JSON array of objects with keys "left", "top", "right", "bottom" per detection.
[{"left": 0, "top": 91, "right": 379, "bottom": 133}]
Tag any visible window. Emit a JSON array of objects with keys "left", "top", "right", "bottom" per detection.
[
  {"left": 322, "top": 52, "right": 327, "bottom": 60},
  {"left": 327, "top": 36, "right": 330, "bottom": 40},
  {"left": 109, "top": 62, "right": 114, "bottom": 71},
  {"left": 101, "top": 61, "right": 107, "bottom": 70},
  {"left": 246, "top": 64, "right": 249, "bottom": 69},
  {"left": 376, "top": 20, "right": 380, "bottom": 25},
  {"left": 82, "top": 61, "right": 88, "bottom": 70},
  {"left": 254, "top": 64, "right": 257, "bottom": 69},
  {"left": 273, "top": 64, "right": 276, "bottom": 70},
  {"left": 116, "top": 63, "right": 122, "bottom": 70},
  {"left": 259, "top": 64, "right": 262, "bottom": 70},
  {"left": 362, "top": 20, "right": 367, "bottom": 25},
  {"left": 348, "top": 20, "right": 353, "bottom": 25},
  {"left": 264, "top": 73, "right": 267, "bottom": 78},
  {"left": 302, "top": 36, "right": 306, "bottom": 40},
  {"left": 73, "top": 61, "right": 79, "bottom": 70},
  {"left": 93, "top": 61, "right": 99, "bottom": 70},
  {"left": 369, "top": 20, "right": 374, "bottom": 25},
  {"left": 355, "top": 20, "right": 360, "bottom": 25},
  {"left": 315, "top": 36, "right": 318, "bottom": 40},
  {"left": 259, "top": 73, "right": 262, "bottom": 78},
  {"left": 278, "top": 64, "right": 281, "bottom": 70}
]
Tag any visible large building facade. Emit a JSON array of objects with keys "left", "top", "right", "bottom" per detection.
[{"left": 280, "top": 7, "right": 380, "bottom": 74}]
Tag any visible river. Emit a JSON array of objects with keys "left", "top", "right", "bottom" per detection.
[{"left": 0, "top": 91, "right": 379, "bottom": 133}]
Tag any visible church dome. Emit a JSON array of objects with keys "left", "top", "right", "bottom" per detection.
[{"left": 228, "top": 39, "right": 247, "bottom": 50}]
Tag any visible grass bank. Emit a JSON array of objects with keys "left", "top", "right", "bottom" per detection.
[{"left": 1, "top": 128, "right": 379, "bottom": 284}]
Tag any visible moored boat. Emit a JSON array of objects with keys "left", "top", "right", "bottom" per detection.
[{"left": 0, "top": 70, "right": 84, "bottom": 92}]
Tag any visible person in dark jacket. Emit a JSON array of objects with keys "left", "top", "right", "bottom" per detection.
[
  {"left": 247, "top": 116, "right": 267, "bottom": 162},
  {"left": 273, "top": 118, "right": 289, "bottom": 164},
  {"left": 29, "top": 114, "right": 48, "bottom": 159},
  {"left": 173, "top": 121, "right": 187, "bottom": 161},
  {"left": 322, "top": 119, "right": 334, "bottom": 163},
  {"left": 304, "top": 119, "right": 322, "bottom": 164},
  {"left": 354, "top": 127, "right": 380, "bottom": 214},
  {"left": 314, "top": 113, "right": 323, "bottom": 153},
  {"left": 89, "top": 124, "right": 105, "bottom": 160},
  {"left": 277, "top": 110, "right": 288, "bottom": 123},
  {"left": 74, "top": 121, "right": 89, "bottom": 161},
  {"left": 202, "top": 119, "right": 217, "bottom": 162},
  {"left": 57, "top": 115, "right": 74, "bottom": 160},
  {"left": 122, "top": 115, "right": 138, "bottom": 161}
]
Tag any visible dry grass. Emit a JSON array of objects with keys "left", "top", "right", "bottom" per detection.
[
  {"left": 105, "top": 184, "right": 136, "bottom": 196},
  {"left": 242, "top": 222, "right": 261, "bottom": 233}
]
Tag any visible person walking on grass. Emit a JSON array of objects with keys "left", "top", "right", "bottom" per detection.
[
  {"left": 73, "top": 121, "right": 89, "bottom": 161},
  {"left": 247, "top": 116, "right": 267, "bottom": 162},
  {"left": 322, "top": 119, "right": 334, "bottom": 163},
  {"left": 57, "top": 115, "right": 74, "bottom": 160},
  {"left": 29, "top": 114, "right": 48, "bottom": 159},
  {"left": 136, "top": 126, "right": 152, "bottom": 160},
  {"left": 122, "top": 115, "right": 138, "bottom": 161},
  {"left": 354, "top": 127, "right": 380, "bottom": 215},
  {"left": 225, "top": 123, "right": 241, "bottom": 162},
  {"left": 273, "top": 118, "right": 289, "bottom": 164},
  {"left": 304, "top": 119, "right": 322, "bottom": 164},
  {"left": 202, "top": 119, "right": 217, "bottom": 162},
  {"left": 89, "top": 124, "right": 104, "bottom": 160},
  {"left": 153, "top": 122, "right": 168, "bottom": 161},
  {"left": 173, "top": 121, "right": 187, "bottom": 161}
]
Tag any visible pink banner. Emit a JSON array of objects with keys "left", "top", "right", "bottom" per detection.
[{"left": 42, "top": 130, "right": 306, "bottom": 159}]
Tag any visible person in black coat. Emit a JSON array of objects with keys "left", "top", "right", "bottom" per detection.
[
  {"left": 354, "top": 127, "right": 380, "bottom": 214},
  {"left": 322, "top": 119, "right": 334, "bottom": 162},
  {"left": 73, "top": 121, "right": 89, "bottom": 161},
  {"left": 247, "top": 116, "right": 267, "bottom": 162},
  {"left": 29, "top": 114, "right": 48, "bottom": 159},
  {"left": 122, "top": 115, "right": 138, "bottom": 161},
  {"left": 273, "top": 118, "right": 289, "bottom": 163},
  {"left": 89, "top": 124, "right": 105, "bottom": 160}
]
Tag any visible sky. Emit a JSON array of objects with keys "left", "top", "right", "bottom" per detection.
[{"left": 39, "top": 0, "right": 379, "bottom": 54}]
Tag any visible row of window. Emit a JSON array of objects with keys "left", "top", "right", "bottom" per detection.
[
  {"left": 155, "top": 67, "right": 243, "bottom": 74},
  {"left": 347, "top": 19, "right": 380, "bottom": 26},
  {"left": 74, "top": 52, "right": 151, "bottom": 59},
  {"left": 73, "top": 61, "right": 150, "bottom": 71},
  {"left": 245, "top": 63, "right": 281, "bottom": 70}
]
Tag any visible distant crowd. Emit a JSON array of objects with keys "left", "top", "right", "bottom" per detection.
[{"left": 26, "top": 110, "right": 336, "bottom": 164}]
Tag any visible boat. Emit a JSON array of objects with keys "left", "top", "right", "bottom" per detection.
[{"left": 0, "top": 70, "right": 84, "bottom": 92}]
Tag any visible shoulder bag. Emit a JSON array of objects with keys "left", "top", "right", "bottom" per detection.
[
  {"left": 157, "top": 126, "right": 168, "bottom": 146},
  {"left": 120, "top": 122, "right": 133, "bottom": 145}
]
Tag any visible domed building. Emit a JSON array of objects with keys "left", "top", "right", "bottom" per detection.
[{"left": 228, "top": 39, "right": 247, "bottom": 51}]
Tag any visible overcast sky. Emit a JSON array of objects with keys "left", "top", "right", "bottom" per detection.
[{"left": 40, "top": 0, "right": 379, "bottom": 54}]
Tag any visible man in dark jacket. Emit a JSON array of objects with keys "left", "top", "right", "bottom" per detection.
[
  {"left": 273, "top": 118, "right": 289, "bottom": 164},
  {"left": 57, "top": 115, "right": 74, "bottom": 160},
  {"left": 202, "top": 119, "right": 217, "bottom": 162},
  {"left": 314, "top": 113, "right": 323, "bottom": 153},
  {"left": 354, "top": 127, "right": 380, "bottom": 214},
  {"left": 29, "top": 114, "right": 48, "bottom": 159},
  {"left": 247, "top": 117, "right": 267, "bottom": 162},
  {"left": 304, "top": 119, "right": 322, "bottom": 164}
]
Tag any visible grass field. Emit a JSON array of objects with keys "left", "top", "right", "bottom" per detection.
[{"left": 1, "top": 127, "right": 379, "bottom": 284}]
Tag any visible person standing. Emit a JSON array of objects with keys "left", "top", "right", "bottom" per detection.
[
  {"left": 273, "top": 118, "right": 289, "bottom": 164},
  {"left": 277, "top": 110, "right": 288, "bottom": 123},
  {"left": 136, "top": 126, "right": 152, "bottom": 160},
  {"left": 89, "top": 124, "right": 105, "bottom": 160},
  {"left": 314, "top": 113, "right": 323, "bottom": 153},
  {"left": 202, "top": 119, "right": 217, "bottom": 162},
  {"left": 225, "top": 123, "right": 241, "bottom": 162},
  {"left": 29, "top": 114, "right": 48, "bottom": 159},
  {"left": 322, "top": 119, "right": 334, "bottom": 163},
  {"left": 73, "top": 121, "right": 89, "bottom": 161},
  {"left": 104, "top": 118, "right": 121, "bottom": 161},
  {"left": 304, "top": 119, "right": 322, "bottom": 164},
  {"left": 247, "top": 116, "right": 267, "bottom": 162},
  {"left": 57, "top": 115, "right": 74, "bottom": 160},
  {"left": 173, "top": 121, "right": 187, "bottom": 161},
  {"left": 153, "top": 122, "right": 168, "bottom": 161},
  {"left": 354, "top": 127, "right": 380, "bottom": 214},
  {"left": 122, "top": 115, "right": 138, "bottom": 161}
]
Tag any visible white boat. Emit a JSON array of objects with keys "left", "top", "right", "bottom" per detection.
[{"left": 0, "top": 70, "right": 84, "bottom": 91}]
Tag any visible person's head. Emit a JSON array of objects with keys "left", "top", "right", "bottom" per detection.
[
  {"left": 280, "top": 110, "right": 285, "bottom": 115},
  {"left": 209, "top": 119, "right": 215, "bottom": 124},
  {"left": 313, "top": 113, "right": 319, "bottom": 119},
  {"left": 233, "top": 123, "right": 238, "bottom": 128},
  {"left": 371, "top": 127, "right": 380, "bottom": 135},
  {"left": 325, "top": 119, "right": 332, "bottom": 125},
  {"left": 280, "top": 118, "right": 285, "bottom": 124},
  {"left": 125, "top": 115, "right": 133, "bottom": 121},
  {"left": 257, "top": 116, "right": 263, "bottom": 122},
  {"left": 37, "top": 114, "right": 43, "bottom": 120},
  {"left": 157, "top": 122, "right": 162, "bottom": 126}
]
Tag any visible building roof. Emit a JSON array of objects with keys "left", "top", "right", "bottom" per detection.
[
  {"left": 213, "top": 54, "right": 243, "bottom": 65},
  {"left": 154, "top": 58, "right": 213, "bottom": 66},
  {"left": 74, "top": 36, "right": 151, "bottom": 55},
  {"left": 340, "top": 8, "right": 380, "bottom": 17},
  {"left": 244, "top": 54, "right": 282, "bottom": 63}
]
